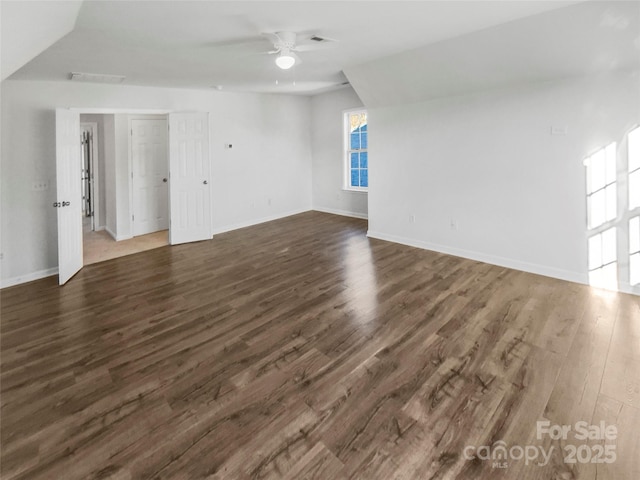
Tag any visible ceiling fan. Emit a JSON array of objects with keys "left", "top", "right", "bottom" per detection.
[{"left": 261, "top": 31, "right": 338, "bottom": 70}]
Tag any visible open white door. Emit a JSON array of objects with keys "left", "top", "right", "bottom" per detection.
[
  {"left": 169, "top": 113, "right": 211, "bottom": 245},
  {"left": 55, "top": 109, "right": 83, "bottom": 285}
]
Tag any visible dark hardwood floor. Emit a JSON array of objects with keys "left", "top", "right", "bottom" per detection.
[{"left": 1, "top": 211, "right": 639, "bottom": 479}]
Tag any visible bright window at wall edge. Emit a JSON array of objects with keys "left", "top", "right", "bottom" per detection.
[
  {"left": 588, "top": 227, "right": 618, "bottom": 291},
  {"left": 345, "top": 110, "right": 368, "bottom": 191},
  {"left": 585, "top": 143, "right": 617, "bottom": 230},
  {"left": 629, "top": 126, "right": 640, "bottom": 210},
  {"left": 630, "top": 216, "right": 640, "bottom": 286}
]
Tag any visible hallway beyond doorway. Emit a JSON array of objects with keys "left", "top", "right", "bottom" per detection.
[{"left": 83, "top": 229, "right": 168, "bottom": 265}]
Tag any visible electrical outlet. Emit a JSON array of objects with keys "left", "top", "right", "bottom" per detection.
[
  {"left": 32, "top": 181, "right": 49, "bottom": 191},
  {"left": 409, "top": 214, "right": 416, "bottom": 224},
  {"left": 450, "top": 218, "right": 459, "bottom": 230},
  {"left": 267, "top": 198, "right": 272, "bottom": 206}
]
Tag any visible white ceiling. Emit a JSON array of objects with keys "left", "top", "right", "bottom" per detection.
[
  {"left": 345, "top": 0, "right": 640, "bottom": 107},
  {"left": 4, "top": 0, "right": 583, "bottom": 95},
  {"left": 0, "top": 0, "right": 83, "bottom": 80}
]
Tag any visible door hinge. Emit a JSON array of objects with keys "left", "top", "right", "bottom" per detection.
[{"left": 132, "top": 215, "right": 135, "bottom": 221}]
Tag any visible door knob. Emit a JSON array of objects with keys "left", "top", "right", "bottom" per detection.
[
  {"left": 163, "top": 178, "right": 167, "bottom": 183},
  {"left": 62, "top": 201, "right": 70, "bottom": 207},
  {"left": 203, "top": 180, "right": 208, "bottom": 185}
]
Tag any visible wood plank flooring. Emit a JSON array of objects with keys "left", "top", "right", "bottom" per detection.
[{"left": 1, "top": 211, "right": 639, "bottom": 479}]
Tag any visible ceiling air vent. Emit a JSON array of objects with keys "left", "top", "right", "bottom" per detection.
[
  {"left": 70, "top": 72, "right": 126, "bottom": 84},
  {"left": 310, "top": 36, "right": 327, "bottom": 42}
]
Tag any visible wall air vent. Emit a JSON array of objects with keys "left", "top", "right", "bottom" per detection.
[{"left": 70, "top": 72, "right": 126, "bottom": 84}]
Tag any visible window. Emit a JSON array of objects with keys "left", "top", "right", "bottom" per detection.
[
  {"left": 630, "top": 217, "right": 640, "bottom": 286},
  {"left": 629, "top": 127, "right": 640, "bottom": 210},
  {"left": 585, "top": 143, "right": 618, "bottom": 290},
  {"left": 344, "top": 110, "right": 368, "bottom": 191},
  {"left": 585, "top": 143, "right": 617, "bottom": 229},
  {"left": 629, "top": 127, "right": 640, "bottom": 286},
  {"left": 588, "top": 227, "right": 618, "bottom": 290}
]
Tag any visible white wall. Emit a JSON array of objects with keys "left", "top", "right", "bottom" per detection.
[
  {"left": 102, "top": 114, "right": 116, "bottom": 237},
  {"left": 310, "top": 87, "right": 367, "bottom": 219},
  {"left": 366, "top": 71, "right": 640, "bottom": 295},
  {"left": 114, "top": 113, "right": 131, "bottom": 239},
  {"left": 0, "top": 80, "right": 312, "bottom": 285}
]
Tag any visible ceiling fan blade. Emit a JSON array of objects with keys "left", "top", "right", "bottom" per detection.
[
  {"left": 262, "top": 32, "right": 283, "bottom": 45},
  {"left": 202, "top": 35, "right": 266, "bottom": 49},
  {"left": 294, "top": 42, "right": 338, "bottom": 52}
]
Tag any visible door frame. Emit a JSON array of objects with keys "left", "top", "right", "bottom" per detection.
[
  {"left": 72, "top": 108, "right": 174, "bottom": 245},
  {"left": 66, "top": 107, "right": 213, "bottom": 247}
]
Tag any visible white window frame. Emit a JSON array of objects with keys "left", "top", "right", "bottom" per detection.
[
  {"left": 585, "top": 143, "right": 618, "bottom": 290},
  {"left": 585, "top": 143, "right": 617, "bottom": 230},
  {"left": 628, "top": 126, "right": 640, "bottom": 286},
  {"left": 630, "top": 216, "right": 640, "bottom": 286},
  {"left": 628, "top": 126, "right": 640, "bottom": 211},
  {"left": 343, "top": 109, "right": 368, "bottom": 192}
]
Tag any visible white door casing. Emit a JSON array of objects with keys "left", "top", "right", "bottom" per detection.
[
  {"left": 56, "top": 109, "right": 83, "bottom": 285},
  {"left": 169, "top": 113, "right": 211, "bottom": 245},
  {"left": 131, "top": 119, "right": 169, "bottom": 236}
]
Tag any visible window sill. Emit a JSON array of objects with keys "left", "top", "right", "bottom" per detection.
[{"left": 343, "top": 188, "right": 368, "bottom": 193}]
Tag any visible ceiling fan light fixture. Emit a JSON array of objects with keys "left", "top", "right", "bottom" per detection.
[{"left": 275, "top": 50, "right": 295, "bottom": 70}]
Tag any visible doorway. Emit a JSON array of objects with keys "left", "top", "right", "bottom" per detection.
[
  {"left": 79, "top": 114, "right": 170, "bottom": 266},
  {"left": 57, "top": 109, "right": 212, "bottom": 284}
]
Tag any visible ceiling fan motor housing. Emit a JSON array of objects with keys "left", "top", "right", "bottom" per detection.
[{"left": 275, "top": 31, "right": 297, "bottom": 50}]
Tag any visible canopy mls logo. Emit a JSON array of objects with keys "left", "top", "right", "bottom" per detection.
[
  {"left": 463, "top": 420, "right": 618, "bottom": 469},
  {"left": 462, "top": 441, "right": 553, "bottom": 469}
]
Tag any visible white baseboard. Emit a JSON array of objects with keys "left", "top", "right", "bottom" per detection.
[
  {"left": 1, "top": 267, "right": 58, "bottom": 289},
  {"left": 105, "top": 226, "right": 131, "bottom": 242},
  {"left": 618, "top": 281, "right": 640, "bottom": 296},
  {"left": 366, "top": 230, "right": 588, "bottom": 287},
  {"left": 105, "top": 226, "right": 117, "bottom": 240},
  {"left": 313, "top": 207, "right": 368, "bottom": 220},
  {"left": 212, "top": 208, "right": 311, "bottom": 236},
  {"left": 94, "top": 225, "right": 106, "bottom": 232}
]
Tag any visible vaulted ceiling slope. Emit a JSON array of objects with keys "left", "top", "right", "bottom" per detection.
[
  {"left": 0, "top": 0, "right": 83, "bottom": 80},
  {"left": 3, "top": 0, "right": 581, "bottom": 94},
  {"left": 344, "top": 1, "right": 640, "bottom": 108}
]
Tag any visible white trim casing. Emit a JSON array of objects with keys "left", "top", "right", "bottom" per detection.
[{"left": 343, "top": 108, "right": 368, "bottom": 193}]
